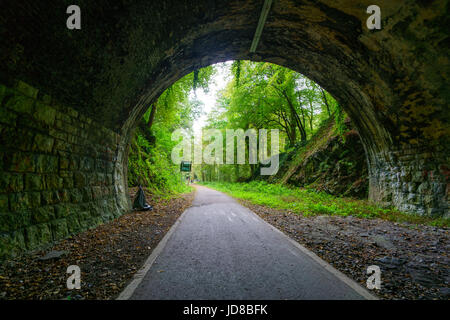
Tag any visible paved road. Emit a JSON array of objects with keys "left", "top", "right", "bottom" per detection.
[{"left": 127, "top": 185, "right": 374, "bottom": 300}]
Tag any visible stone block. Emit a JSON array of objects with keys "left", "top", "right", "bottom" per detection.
[
  {"left": 54, "top": 139, "right": 70, "bottom": 152},
  {"left": 51, "top": 190, "right": 61, "bottom": 203},
  {"left": 66, "top": 213, "right": 81, "bottom": 234},
  {"left": 68, "top": 157, "right": 78, "bottom": 171},
  {"left": 92, "top": 186, "right": 102, "bottom": 199},
  {"left": 0, "top": 173, "right": 24, "bottom": 193},
  {"left": 56, "top": 112, "right": 72, "bottom": 124},
  {"left": 417, "top": 181, "right": 430, "bottom": 194},
  {"left": 59, "top": 157, "right": 70, "bottom": 170},
  {"left": 381, "top": 192, "right": 392, "bottom": 202},
  {"left": 427, "top": 207, "right": 444, "bottom": 217},
  {"left": 73, "top": 171, "right": 86, "bottom": 188},
  {"left": 0, "top": 213, "right": 12, "bottom": 232},
  {"left": 95, "top": 159, "right": 106, "bottom": 172},
  {"left": 67, "top": 134, "right": 77, "bottom": 144},
  {"left": 0, "top": 231, "right": 26, "bottom": 259},
  {"left": 25, "top": 174, "right": 43, "bottom": 191},
  {"left": 0, "top": 125, "right": 14, "bottom": 148},
  {"left": 401, "top": 183, "right": 408, "bottom": 193},
  {"left": 106, "top": 174, "right": 113, "bottom": 185},
  {"left": 78, "top": 212, "right": 92, "bottom": 230},
  {"left": 80, "top": 157, "right": 94, "bottom": 172},
  {"left": 32, "top": 134, "right": 54, "bottom": 153},
  {"left": 55, "top": 119, "right": 65, "bottom": 131},
  {"left": 406, "top": 193, "right": 416, "bottom": 202},
  {"left": 54, "top": 204, "right": 71, "bottom": 219},
  {"left": 106, "top": 162, "right": 114, "bottom": 174},
  {"left": 67, "top": 108, "right": 78, "bottom": 119},
  {"left": 64, "top": 123, "right": 78, "bottom": 136},
  {"left": 41, "top": 191, "right": 54, "bottom": 205},
  {"left": 9, "top": 193, "right": 30, "bottom": 211},
  {"left": 16, "top": 129, "right": 35, "bottom": 151},
  {"left": 35, "top": 154, "right": 58, "bottom": 173},
  {"left": 34, "top": 101, "right": 56, "bottom": 127},
  {"left": 0, "top": 107, "right": 17, "bottom": 126},
  {"left": 45, "top": 174, "right": 63, "bottom": 190},
  {"left": 58, "top": 189, "right": 69, "bottom": 202},
  {"left": 101, "top": 186, "right": 109, "bottom": 197},
  {"left": 28, "top": 192, "right": 41, "bottom": 208},
  {"left": 407, "top": 182, "right": 417, "bottom": 193},
  {"left": 81, "top": 187, "right": 93, "bottom": 202},
  {"left": 14, "top": 81, "right": 38, "bottom": 99},
  {"left": 25, "top": 223, "right": 52, "bottom": 250},
  {"left": 70, "top": 188, "right": 83, "bottom": 203},
  {"left": 5, "top": 95, "right": 35, "bottom": 115},
  {"left": 412, "top": 170, "right": 423, "bottom": 183},
  {"left": 62, "top": 175, "right": 74, "bottom": 189},
  {"left": 423, "top": 194, "right": 434, "bottom": 206},
  {"left": 41, "top": 94, "right": 52, "bottom": 105},
  {"left": 32, "top": 206, "right": 55, "bottom": 224},
  {"left": 6, "top": 152, "right": 35, "bottom": 173},
  {"left": 51, "top": 219, "right": 69, "bottom": 241},
  {"left": 432, "top": 182, "right": 445, "bottom": 195},
  {"left": 0, "top": 211, "right": 31, "bottom": 233},
  {"left": 49, "top": 128, "right": 67, "bottom": 141},
  {"left": 0, "top": 84, "right": 6, "bottom": 103}
]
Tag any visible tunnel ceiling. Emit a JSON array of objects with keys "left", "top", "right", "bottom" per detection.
[{"left": 0, "top": 0, "right": 448, "bottom": 154}]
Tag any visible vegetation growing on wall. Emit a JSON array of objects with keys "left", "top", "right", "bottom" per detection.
[{"left": 127, "top": 66, "right": 215, "bottom": 195}]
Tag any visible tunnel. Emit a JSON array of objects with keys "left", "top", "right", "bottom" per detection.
[{"left": 0, "top": 0, "right": 448, "bottom": 257}]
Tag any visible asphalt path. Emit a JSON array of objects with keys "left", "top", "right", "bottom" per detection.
[{"left": 126, "top": 185, "right": 374, "bottom": 300}]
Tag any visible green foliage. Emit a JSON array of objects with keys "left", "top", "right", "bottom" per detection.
[
  {"left": 200, "top": 61, "right": 347, "bottom": 183},
  {"left": 128, "top": 66, "right": 215, "bottom": 196},
  {"left": 334, "top": 103, "right": 347, "bottom": 140},
  {"left": 199, "top": 181, "right": 449, "bottom": 227},
  {"left": 128, "top": 124, "right": 190, "bottom": 195},
  {"left": 219, "top": 61, "right": 341, "bottom": 142},
  {"left": 231, "top": 60, "right": 241, "bottom": 87}
]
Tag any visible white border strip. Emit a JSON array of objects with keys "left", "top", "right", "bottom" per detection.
[{"left": 116, "top": 208, "right": 191, "bottom": 300}]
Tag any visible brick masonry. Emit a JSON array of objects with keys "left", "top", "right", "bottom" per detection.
[
  {"left": 369, "top": 145, "right": 449, "bottom": 218},
  {"left": 0, "top": 81, "right": 126, "bottom": 259}
]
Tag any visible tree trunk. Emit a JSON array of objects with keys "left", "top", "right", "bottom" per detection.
[
  {"left": 309, "top": 100, "right": 314, "bottom": 131},
  {"left": 320, "top": 88, "right": 331, "bottom": 117},
  {"left": 282, "top": 90, "right": 306, "bottom": 142},
  {"left": 289, "top": 108, "right": 297, "bottom": 146}
]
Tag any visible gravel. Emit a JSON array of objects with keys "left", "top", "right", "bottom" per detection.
[{"left": 240, "top": 199, "right": 449, "bottom": 300}]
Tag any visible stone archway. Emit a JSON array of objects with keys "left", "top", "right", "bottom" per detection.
[{"left": 0, "top": 0, "right": 448, "bottom": 256}]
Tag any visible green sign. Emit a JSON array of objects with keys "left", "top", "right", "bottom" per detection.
[{"left": 180, "top": 161, "right": 192, "bottom": 172}]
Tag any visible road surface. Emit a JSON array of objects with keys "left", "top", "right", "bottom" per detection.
[{"left": 123, "top": 185, "right": 374, "bottom": 300}]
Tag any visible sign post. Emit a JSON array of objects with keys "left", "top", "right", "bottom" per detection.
[{"left": 180, "top": 161, "right": 192, "bottom": 185}]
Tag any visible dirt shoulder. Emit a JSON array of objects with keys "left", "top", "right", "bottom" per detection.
[
  {"left": 0, "top": 188, "right": 195, "bottom": 300},
  {"left": 240, "top": 199, "right": 449, "bottom": 300}
]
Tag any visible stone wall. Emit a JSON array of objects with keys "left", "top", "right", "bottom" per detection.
[
  {"left": 0, "top": 81, "right": 126, "bottom": 259},
  {"left": 369, "top": 145, "right": 449, "bottom": 217}
]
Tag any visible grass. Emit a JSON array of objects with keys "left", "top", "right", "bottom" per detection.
[{"left": 199, "top": 181, "right": 449, "bottom": 228}]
